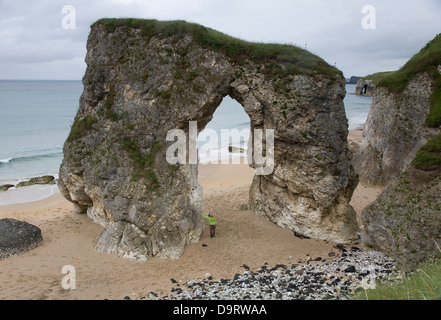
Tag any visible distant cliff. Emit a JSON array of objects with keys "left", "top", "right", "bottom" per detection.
[{"left": 346, "top": 76, "right": 361, "bottom": 85}]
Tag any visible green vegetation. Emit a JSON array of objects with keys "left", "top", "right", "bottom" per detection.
[
  {"left": 91, "top": 18, "right": 342, "bottom": 81},
  {"left": 314, "top": 155, "right": 323, "bottom": 161},
  {"left": 354, "top": 256, "right": 441, "bottom": 300},
  {"left": 123, "top": 138, "right": 161, "bottom": 190},
  {"left": 96, "top": 83, "right": 128, "bottom": 121},
  {"left": 376, "top": 34, "right": 441, "bottom": 93},
  {"left": 362, "top": 71, "right": 395, "bottom": 86},
  {"left": 413, "top": 133, "right": 441, "bottom": 170},
  {"left": 67, "top": 115, "right": 97, "bottom": 142},
  {"left": 426, "top": 65, "right": 441, "bottom": 128},
  {"left": 374, "top": 34, "right": 441, "bottom": 128}
]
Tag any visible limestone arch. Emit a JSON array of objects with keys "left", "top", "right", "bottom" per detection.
[{"left": 59, "top": 19, "right": 359, "bottom": 261}]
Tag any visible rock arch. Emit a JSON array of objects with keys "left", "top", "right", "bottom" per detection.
[{"left": 59, "top": 19, "right": 359, "bottom": 261}]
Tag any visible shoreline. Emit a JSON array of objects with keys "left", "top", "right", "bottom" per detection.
[
  {"left": 0, "top": 129, "right": 384, "bottom": 300},
  {"left": 0, "top": 129, "right": 365, "bottom": 208}
]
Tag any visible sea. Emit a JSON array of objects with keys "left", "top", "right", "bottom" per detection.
[{"left": 0, "top": 81, "right": 371, "bottom": 205}]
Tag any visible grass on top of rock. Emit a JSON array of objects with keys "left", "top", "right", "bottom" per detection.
[
  {"left": 374, "top": 33, "right": 441, "bottom": 128},
  {"left": 91, "top": 18, "right": 342, "bottom": 82},
  {"left": 362, "top": 71, "right": 396, "bottom": 86},
  {"left": 376, "top": 33, "right": 441, "bottom": 93}
]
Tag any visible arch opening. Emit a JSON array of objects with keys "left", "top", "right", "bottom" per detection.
[
  {"left": 363, "top": 84, "right": 368, "bottom": 95},
  {"left": 196, "top": 95, "right": 257, "bottom": 241},
  {"left": 198, "top": 95, "right": 251, "bottom": 166}
]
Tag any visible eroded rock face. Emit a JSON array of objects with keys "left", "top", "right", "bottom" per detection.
[
  {"left": 361, "top": 168, "right": 441, "bottom": 271},
  {"left": 59, "top": 19, "right": 358, "bottom": 261},
  {"left": 353, "top": 73, "right": 435, "bottom": 187}
]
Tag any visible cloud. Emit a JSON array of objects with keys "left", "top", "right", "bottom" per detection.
[{"left": 0, "top": 0, "right": 440, "bottom": 79}]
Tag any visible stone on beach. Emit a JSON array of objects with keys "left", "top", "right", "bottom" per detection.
[
  {"left": 0, "top": 184, "right": 14, "bottom": 192},
  {"left": 0, "top": 218, "right": 43, "bottom": 260},
  {"left": 15, "top": 176, "right": 55, "bottom": 188},
  {"left": 147, "top": 249, "right": 400, "bottom": 301}
]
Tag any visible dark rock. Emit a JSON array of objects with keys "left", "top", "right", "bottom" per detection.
[
  {"left": 271, "top": 264, "right": 287, "bottom": 271},
  {"left": 347, "top": 76, "right": 362, "bottom": 85},
  {"left": 123, "top": 296, "right": 131, "bottom": 300},
  {"left": 0, "top": 184, "right": 14, "bottom": 192},
  {"left": 242, "top": 264, "right": 250, "bottom": 270},
  {"left": 288, "top": 283, "right": 298, "bottom": 290},
  {"left": 16, "top": 176, "right": 55, "bottom": 188},
  {"left": 29, "top": 176, "right": 55, "bottom": 185},
  {"left": 0, "top": 218, "right": 43, "bottom": 260},
  {"left": 202, "top": 244, "right": 208, "bottom": 247},
  {"left": 344, "top": 265, "right": 356, "bottom": 273},
  {"left": 293, "top": 231, "right": 311, "bottom": 239},
  {"left": 228, "top": 146, "right": 245, "bottom": 154},
  {"left": 170, "top": 278, "right": 178, "bottom": 284},
  {"left": 314, "top": 257, "right": 322, "bottom": 261},
  {"left": 328, "top": 251, "right": 336, "bottom": 257}
]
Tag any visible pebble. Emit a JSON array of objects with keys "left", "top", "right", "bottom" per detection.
[{"left": 132, "top": 247, "right": 404, "bottom": 300}]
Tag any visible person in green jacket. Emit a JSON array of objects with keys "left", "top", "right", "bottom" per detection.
[{"left": 202, "top": 213, "right": 217, "bottom": 238}]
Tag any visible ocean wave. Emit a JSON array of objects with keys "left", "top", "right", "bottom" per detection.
[
  {"left": 0, "top": 152, "right": 63, "bottom": 165},
  {"left": 0, "top": 158, "right": 12, "bottom": 164}
]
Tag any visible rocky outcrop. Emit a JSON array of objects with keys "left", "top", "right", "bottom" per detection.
[
  {"left": 357, "top": 34, "right": 441, "bottom": 270},
  {"left": 15, "top": 175, "right": 56, "bottom": 188},
  {"left": 0, "top": 184, "right": 14, "bottom": 192},
  {"left": 355, "top": 79, "right": 375, "bottom": 96},
  {"left": 353, "top": 73, "right": 435, "bottom": 186},
  {"left": 361, "top": 167, "right": 441, "bottom": 271},
  {"left": 59, "top": 19, "right": 358, "bottom": 261},
  {"left": 0, "top": 218, "right": 43, "bottom": 260},
  {"left": 1, "top": 176, "right": 56, "bottom": 191}
]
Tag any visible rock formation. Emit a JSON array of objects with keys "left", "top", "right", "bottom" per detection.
[
  {"left": 0, "top": 218, "right": 43, "bottom": 260},
  {"left": 361, "top": 167, "right": 441, "bottom": 271},
  {"left": 353, "top": 73, "right": 435, "bottom": 186},
  {"left": 357, "top": 34, "right": 441, "bottom": 270},
  {"left": 15, "top": 175, "right": 56, "bottom": 188},
  {"left": 0, "top": 184, "right": 14, "bottom": 192},
  {"left": 59, "top": 19, "right": 358, "bottom": 261},
  {"left": 354, "top": 79, "right": 375, "bottom": 96}
]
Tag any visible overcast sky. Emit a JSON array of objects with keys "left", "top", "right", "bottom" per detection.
[{"left": 1, "top": 0, "right": 440, "bottom": 80}]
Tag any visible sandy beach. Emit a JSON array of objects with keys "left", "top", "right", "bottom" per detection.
[{"left": 0, "top": 130, "right": 382, "bottom": 300}]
